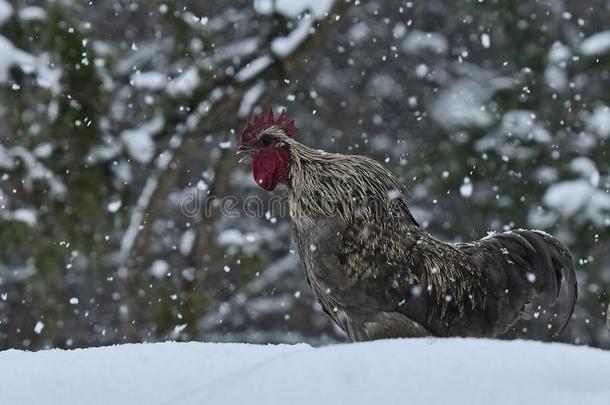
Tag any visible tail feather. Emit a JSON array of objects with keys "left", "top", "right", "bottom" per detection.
[
  {"left": 533, "top": 230, "right": 577, "bottom": 335},
  {"left": 477, "top": 229, "right": 577, "bottom": 337},
  {"left": 496, "top": 231, "right": 557, "bottom": 298},
  {"left": 511, "top": 230, "right": 576, "bottom": 335}
]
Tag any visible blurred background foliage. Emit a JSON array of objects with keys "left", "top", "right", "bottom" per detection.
[{"left": 0, "top": 0, "right": 608, "bottom": 350}]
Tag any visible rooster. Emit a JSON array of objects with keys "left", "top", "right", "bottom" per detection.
[{"left": 237, "top": 108, "right": 577, "bottom": 341}]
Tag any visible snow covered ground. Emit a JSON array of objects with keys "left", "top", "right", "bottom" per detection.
[{"left": 1, "top": 338, "right": 608, "bottom": 405}]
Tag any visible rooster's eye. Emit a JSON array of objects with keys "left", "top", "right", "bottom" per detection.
[{"left": 260, "top": 136, "right": 273, "bottom": 147}]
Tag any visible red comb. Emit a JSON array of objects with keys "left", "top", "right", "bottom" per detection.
[{"left": 240, "top": 107, "right": 297, "bottom": 144}]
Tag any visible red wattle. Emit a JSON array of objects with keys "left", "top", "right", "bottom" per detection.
[
  {"left": 252, "top": 156, "right": 278, "bottom": 191},
  {"left": 251, "top": 149, "right": 289, "bottom": 191}
]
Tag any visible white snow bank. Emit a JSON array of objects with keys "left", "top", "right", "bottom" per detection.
[{"left": 0, "top": 339, "right": 608, "bottom": 405}]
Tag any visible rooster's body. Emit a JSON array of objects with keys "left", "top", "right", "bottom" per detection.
[{"left": 238, "top": 109, "right": 577, "bottom": 341}]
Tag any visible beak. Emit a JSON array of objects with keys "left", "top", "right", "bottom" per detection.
[
  {"left": 236, "top": 144, "right": 253, "bottom": 163},
  {"left": 236, "top": 144, "right": 253, "bottom": 154}
]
